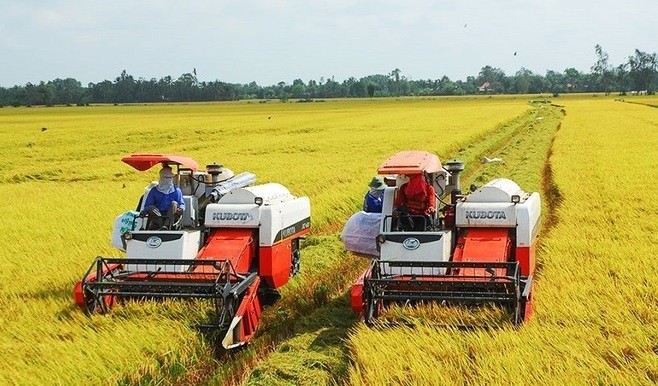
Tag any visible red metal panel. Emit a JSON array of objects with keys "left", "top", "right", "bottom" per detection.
[
  {"left": 460, "top": 228, "right": 511, "bottom": 262},
  {"left": 233, "top": 277, "right": 262, "bottom": 344},
  {"left": 259, "top": 240, "right": 292, "bottom": 289},
  {"left": 351, "top": 265, "right": 373, "bottom": 313},
  {"left": 516, "top": 246, "right": 534, "bottom": 276},
  {"left": 259, "top": 228, "right": 310, "bottom": 289},
  {"left": 195, "top": 229, "right": 255, "bottom": 274},
  {"left": 453, "top": 228, "right": 512, "bottom": 277}
]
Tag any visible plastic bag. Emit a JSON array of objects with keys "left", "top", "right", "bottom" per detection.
[
  {"left": 110, "top": 210, "right": 143, "bottom": 251},
  {"left": 340, "top": 211, "right": 381, "bottom": 257}
]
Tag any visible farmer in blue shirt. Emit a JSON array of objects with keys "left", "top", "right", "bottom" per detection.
[
  {"left": 362, "top": 176, "right": 385, "bottom": 213},
  {"left": 142, "top": 166, "right": 185, "bottom": 230}
]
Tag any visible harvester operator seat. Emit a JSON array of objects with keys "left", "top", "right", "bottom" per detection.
[
  {"left": 143, "top": 204, "right": 182, "bottom": 231},
  {"left": 135, "top": 181, "right": 185, "bottom": 231},
  {"left": 395, "top": 205, "right": 432, "bottom": 232},
  {"left": 392, "top": 174, "right": 436, "bottom": 231},
  {"left": 135, "top": 181, "right": 158, "bottom": 213}
]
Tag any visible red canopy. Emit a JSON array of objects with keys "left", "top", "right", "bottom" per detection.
[
  {"left": 121, "top": 154, "right": 200, "bottom": 172},
  {"left": 377, "top": 151, "right": 442, "bottom": 175}
]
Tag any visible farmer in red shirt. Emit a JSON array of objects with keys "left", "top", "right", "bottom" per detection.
[{"left": 394, "top": 174, "right": 436, "bottom": 230}]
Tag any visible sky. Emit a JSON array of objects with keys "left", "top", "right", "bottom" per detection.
[{"left": 0, "top": 0, "right": 656, "bottom": 87}]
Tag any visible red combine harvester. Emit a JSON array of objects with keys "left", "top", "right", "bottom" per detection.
[
  {"left": 346, "top": 151, "right": 540, "bottom": 325},
  {"left": 73, "top": 154, "right": 310, "bottom": 349}
]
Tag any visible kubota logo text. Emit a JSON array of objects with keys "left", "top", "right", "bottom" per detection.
[
  {"left": 212, "top": 212, "right": 254, "bottom": 221},
  {"left": 465, "top": 210, "right": 507, "bottom": 220}
]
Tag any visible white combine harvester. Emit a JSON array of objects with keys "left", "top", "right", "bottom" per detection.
[
  {"left": 74, "top": 154, "right": 311, "bottom": 349},
  {"left": 345, "top": 151, "right": 540, "bottom": 325}
]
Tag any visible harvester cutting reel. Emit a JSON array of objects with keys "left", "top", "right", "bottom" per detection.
[
  {"left": 362, "top": 260, "right": 533, "bottom": 327},
  {"left": 77, "top": 257, "right": 260, "bottom": 346}
]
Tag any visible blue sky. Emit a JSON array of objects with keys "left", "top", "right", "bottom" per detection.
[{"left": 0, "top": 0, "right": 656, "bottom": 87}]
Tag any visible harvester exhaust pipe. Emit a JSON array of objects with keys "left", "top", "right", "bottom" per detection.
[
  {"left": 444, "top": 160, "right": 464, "bottom": 204},
  {"left": 206, "top": 163, "right": 225, "bottom": 184}
]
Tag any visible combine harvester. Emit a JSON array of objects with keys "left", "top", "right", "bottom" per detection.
[
  {"left": 73, "top": 154, "right": 310, "bottom": 349},
  {"left": 345, "top": 151, "right": 540, "bottom": 325}
]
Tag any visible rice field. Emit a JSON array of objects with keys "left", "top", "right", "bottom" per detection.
[
  {"left": 0, "top": 95, "right": 656, "bottom": 385},
  {"left": 345, "top": 97, "right": 658, "bottom": 385}
]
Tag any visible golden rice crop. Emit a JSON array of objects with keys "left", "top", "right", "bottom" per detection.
[
  {"left": 345, "top": 97, "right": 658, "bottom": 386},
  {"left": 246, "top": 99, "right": 562, "bottom": 385},
  {"left": 0, "top": 97, "right": 531, "bottom": 384}
]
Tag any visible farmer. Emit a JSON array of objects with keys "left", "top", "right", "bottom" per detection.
[
  {"left": 142, "top": 166, "right": 185, "bottom": 230},
  {"left": 394, "top": 174, "right": 436, "bottom": 230},
  {"left": 363, "top": 176, "right": 386, "bottom": 213}
]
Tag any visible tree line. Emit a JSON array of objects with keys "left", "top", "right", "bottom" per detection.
[{"left": 0, "top": 46, "right": 655, "bottom": 107}]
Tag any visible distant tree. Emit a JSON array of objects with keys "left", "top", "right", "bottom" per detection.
[
  {"left": 477, "top": 66, "right": 506, "bottom": 93},
  {"left": 306, "top": 79, "right": 318, "bottom": 98},
  {"left": 241, "top": 81, "right": 261, "bottom": 99},
  {"left": 545, "top": 70, "right": 565, "bottom": 96},
  {"left": 345, "top": 77, "right": 366, "bottom": 97},
  {"left": 134, "top": 77, "right": 160, "bottom": 102},
  {"left": 50, "top": 78, "right": 83, "bottom": 104},
  {"left": 321, "top": 77, "right": 345, "bottom": 98},
  {"left": 361, "top": 74, "right": 390, "bottom": 96},
  {"left": 6, "top": 45, "right": 658, "bottom": 103},
  {"left": 175, "top": 73, "right": 198, "bottom": 101},
  {"left": 25, "top": 82, "right": 55, "bottom": 105},
  {"left": 389, "top": 68, "right": 402, "bottom": 96},
  {"left": 114, "top": 70, "right": 136, "bottom": 103},
  {"left": 436, "top": 76, "right": 454, "bottom": 95},
  {"left": 512, "top": 68, "right": 533, "bottom": 94},
  {"left": 563, "top": 68, "right": 585, "bottom": 92},
  {"left": 626, "top": 49, "right": 657, "bottom": 92},
  {"left": 366, "top": 83, "right": 376, "bottom": 98},
  {"left": 398, "top": 75, "right": 411, "bottom": 96},
  {"left": 88, "top": 80, "right": 115, "bottom": 103},
  {"left": 275, "top": 81, "right": 289, "bottom": 101},
  {"left": 291, "top": 78, "right": 306, "bottom": 98},
  {"left": 591, "top": 44, "right": 613, "bottom": 93}
]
